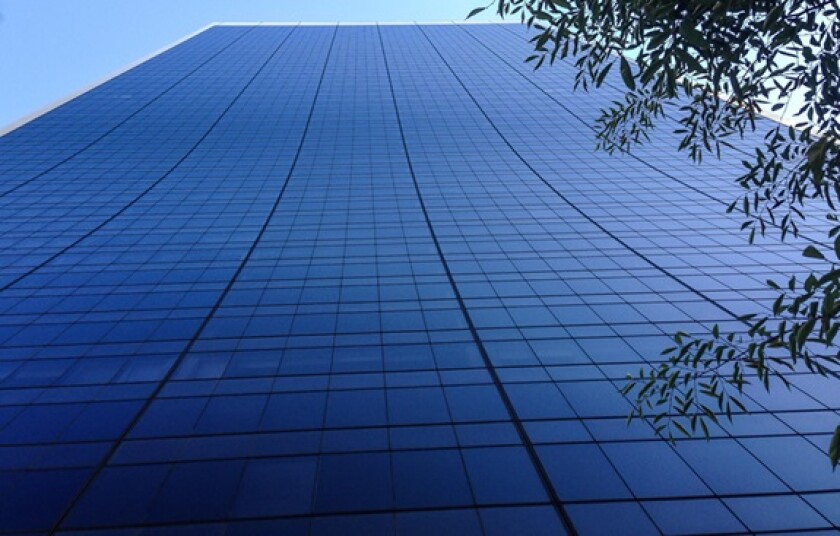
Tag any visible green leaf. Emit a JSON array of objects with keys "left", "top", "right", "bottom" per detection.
[
  {"left": 681, "top": 24, "right": 708, "bottom": 50},
  {"left": 595, "top": 62, "right": 613, "bottom": 87},
  {"left": 807, "top": 136, "right": 829, "bottom": 184},
  {"left": 830, "top": 426, "right": 840, "bottom": 470},
  {"left": 620, "top": 56, "right": 635, "bottom": 90},
  {"left": 803, "top": 246, "right": 825, "bottom": 260},
  {"left": 466, "top": 6, "right": 488, "bottom": 19},
  {"left": 672, "top": 420, "right": 689, "bottom": 437}
]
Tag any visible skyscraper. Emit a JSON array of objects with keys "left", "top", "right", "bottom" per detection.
[{"left": 0, "top": 22, "right": 837, "bottom": 535}]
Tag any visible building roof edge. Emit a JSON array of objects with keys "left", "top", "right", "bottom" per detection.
[{"left": 0, "top": 23, "right": 218, "bottom": 138}]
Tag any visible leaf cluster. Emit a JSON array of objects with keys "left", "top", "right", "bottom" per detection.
[
  {"left": 470, "top": 1, "right": 840, "bottom": 242},
  {"left": 469, "top": 0, "right": 840, "bottom": 467},
  {"left": 622, "top": 252, "right": 840, "bottom": 467}
]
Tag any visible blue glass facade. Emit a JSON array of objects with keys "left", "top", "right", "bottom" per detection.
[{"left": 0, "top": 23, "right": 837, "bottom": 535}]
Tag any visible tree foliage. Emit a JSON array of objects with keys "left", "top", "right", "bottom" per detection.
[{"left": 470, "top": 0, "right": 840, "bottom": 468}]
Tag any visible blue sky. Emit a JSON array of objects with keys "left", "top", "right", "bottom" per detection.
[{"left": 0, "top": 0, "right": 499, "bottom": 129}]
